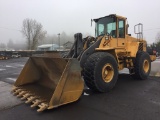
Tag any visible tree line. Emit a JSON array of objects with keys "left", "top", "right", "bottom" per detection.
[
  {"left": 0, "top": 18, "right": 83, "bottom": 50},
  {"left": 147, "top": 32, "right": 160, "bottom": 53},
  {"left": 1, "top": 18, "right": 160, "bottom": 52}
]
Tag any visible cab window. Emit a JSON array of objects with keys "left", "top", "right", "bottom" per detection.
[
  {"left": 118, "top": 19, "right": 125, "bottom": 38},
  {"left": 107, "top": 22, "right": 116, "bottom": 38},
  {"left": 97, "top": 24, "right": 104, "bottom": 35},
  {"left": 95, "top": 16, "right": 116, "bottom": 38}
]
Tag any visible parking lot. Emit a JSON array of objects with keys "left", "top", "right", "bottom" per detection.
[
  {"left": 0, "top": 57, "right": 27, "bottom": 84},
  {"left": 0, "top": 57, "right": 160, "bottom": 120}
]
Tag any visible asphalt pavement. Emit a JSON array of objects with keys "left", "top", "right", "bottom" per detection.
[
  {"left": 0, "top": 57, "right": 27, "bottom": 84},
  {"left": 0, "top": 57, "right": 160, "bottom": 120},
  {"left": 0, "top": 81, "right": 22, "bottom": 110}
]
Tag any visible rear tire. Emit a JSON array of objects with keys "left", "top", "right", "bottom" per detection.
[
  {"left": 131, "top": 51, "right": 151, "bottom": 80},
  {"left": 82, "top": 52, "right": 118, "bottom": 92}
]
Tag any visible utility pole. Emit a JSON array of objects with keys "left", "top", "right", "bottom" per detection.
[
  {"left": 52, "top": 38, "right": 53, "bottom": 50},
  {"left": 57, "top": 33, "right": 60, "bottom": 50}
]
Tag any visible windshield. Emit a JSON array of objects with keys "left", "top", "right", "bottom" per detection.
[{"left": 95, "top": 16, "right": 116, "bottom": 37}]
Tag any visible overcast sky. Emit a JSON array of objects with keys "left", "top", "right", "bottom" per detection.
[{"left": 0, "top": 0, "right": 160, "bottom": 44}]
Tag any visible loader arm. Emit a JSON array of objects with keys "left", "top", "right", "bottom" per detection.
[{"left": 66, "top": 33, "right": 84, "bottom": 58}]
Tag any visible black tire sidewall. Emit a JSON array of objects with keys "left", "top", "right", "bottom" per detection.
[
  {"left": 135, "top": 51, "right": 151, "bottom": 79},
  {"left": 94, "top": 53, "right": 118, "bottom": 92}
]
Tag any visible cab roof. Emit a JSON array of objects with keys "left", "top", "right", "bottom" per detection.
[{"left": 93, "top": 14, "right": 127, "bottom": 22}]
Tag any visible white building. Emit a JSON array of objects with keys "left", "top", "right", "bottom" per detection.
[
  {"left": 37, "top": 44, "right": 59, "bottom": 51},
  {"left": 63, "top": 41, "right": 73, "bottom": 49}
]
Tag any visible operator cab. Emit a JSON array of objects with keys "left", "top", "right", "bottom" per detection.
[{"left": 94, "top": 14, "right": 127, "bottom": 38}]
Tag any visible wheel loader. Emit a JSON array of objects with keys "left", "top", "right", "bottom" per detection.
[{"left": 12, "top": 14, "right": 156, "bottom": 112}]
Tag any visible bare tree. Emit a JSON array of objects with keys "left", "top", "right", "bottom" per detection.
[
  {"left": 154, "top": 32, "right": 160, "bottom": 53},
  {"left": 0, "top": 43, "right": 6, "bottom": 50},
  {"left": 156, "top": 32, "right": 160, "bottom": 44},
  {"left": 22, "top": 18, "right": 47, "bottom": 50},
  {"left": 43, "top": 32, "right": 74, "bottom": 45},
  {"left": 7, "top": 39, "right": 14, "bottom": 49}
]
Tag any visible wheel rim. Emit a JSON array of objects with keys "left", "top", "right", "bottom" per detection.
[
  {"left": 102, "top": 63, "right": 114, "bottom": 83},
  {"left": 143, "top": 59, "right": 149, "bottom": 73}
]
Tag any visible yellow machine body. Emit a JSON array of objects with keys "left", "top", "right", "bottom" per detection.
[{"left": 93, "top": 14, "right": 156, "bottom": 70}]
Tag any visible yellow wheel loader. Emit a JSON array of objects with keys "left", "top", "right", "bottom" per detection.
[{"left": 12, "top": 14, "right": 156, "bottom": 112}]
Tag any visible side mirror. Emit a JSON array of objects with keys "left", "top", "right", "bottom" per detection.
[{"left": 126, "top": 24, "right": 129, "bottom": 34}]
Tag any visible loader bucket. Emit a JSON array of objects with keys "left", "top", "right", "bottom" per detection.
[{"left": 12, "top": 56, "right": 84, "bottom": 112}]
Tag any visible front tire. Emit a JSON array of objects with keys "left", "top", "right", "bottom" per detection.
[
  {"left": 82, "top": 52, "right": 118, "bottom": 92},
  {"left": 131, "top": 51, "right": 151, "bottom": 80}
]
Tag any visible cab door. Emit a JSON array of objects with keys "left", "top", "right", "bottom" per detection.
[{"left": 117, "top": 19, "right": 126, "bottom": 47}]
